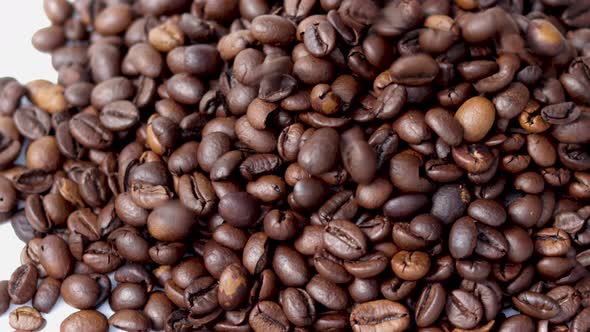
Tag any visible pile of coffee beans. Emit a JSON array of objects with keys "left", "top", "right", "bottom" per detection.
[{"left": 0, "top": 0, "right": 589, "bottom": 331}]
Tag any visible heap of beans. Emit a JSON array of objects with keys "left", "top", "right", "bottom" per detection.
[{"left": 0, "top": 0, "right": 589, "bottom": 331}]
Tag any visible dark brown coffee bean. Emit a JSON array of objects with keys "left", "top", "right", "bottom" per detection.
[
  {"left": 100, "top": 100, "right": 140, "bottom": 132},
  {"left": 14, "top": 107, "right": 52, "bottom": 140},
  {"left": 273, "top": 245, "right": 309, "bottom": 287},
  {"left": 512, "top": 291, "right": 561, "bottom": 319},
  {"left": 390, "top": 54, "right": 439, "bottom": 86},
  {"left": 572, "top": 307, "right": 590, "bottom": 332},
  {"left": 0, "top": 77, "right": 24, "bottom": 115},
  {"left": 323, "top": 219, "right": 367, "bottom": 260},
  {"left": 350, "top": 299, "right": 410, "bottom": 332},
  {"left": 391, "top": 250, "right": 431, "bottom": 281},
  {"left": 147, "top": 200, "right": 196, "bottom": 242},
  {"left": 108, "top": 309, "right": 151, "bottom": 332},
  {"left": 218, "top": 191, "right": 260, "bottom": 228},
  {"left": 91, "top": 76, "right": 135, "bottom": 109},
  {"left": 60, "top": 310, "right": 108, "bottom": 332},
  {"left": 61, "top": 274, "right": 100, "bottom": 309},
  {"left": 446, "top": 289, "right": 483, "bottom": 329},
  {"left": 306, "top": 275, "right": 348, "bottom": 310},
  {"left": 69, "top": 112, "right": 114, "bottom": 149},
  {"left": 39, "top": 234, "right": 73, "bottom": 279},
  {"left": 415, "top": 283, "right": 446, "bottom": 327},
  {"left": 304, "top": 21, "right": 336, "bottom": 58},
  {"left": 249, "top": 301, "right": 290, "bottom": 332},
  {"left": 431, "top": 184, "right": 471, "bottom": 224},
  {"left": 8, "top": 264, "right": 38, "bottom": 304},
  {"left": 251, "top": 15, "right": 296, "bottom": 46}
]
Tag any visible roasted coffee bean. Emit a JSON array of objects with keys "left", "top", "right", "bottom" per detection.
[
  {"left": 110, "top": 282, "right": 148, "bottom": 311},
  {"left": 415, "top": 283, "right": 446, "bottom": 327},
  {"left": 512, "top": 291, "right": 561, "bottom": 319},
  {"left": 9, "top": 306, "right": 45, "bottom": 331},
  {"left": 323, "top": 219, "right": 367, "bottom": 260},
  {"left": 147, "top": 200, "right": 196, "bottom": 242},
  {"left": 61, "top": 274, "right": 101, "bottom": 309},
  {"left": 306, "top": 275, "right": 348, "bottom": 310},
  {"left": 39, "top": 234, "right": 73, "bottom": 279},
  {"left": 60, "top": 310, "right": 108, "bottom": 332},
  {"left": 100, "top": 100, "right": 140, "bottom": 132},
  {"left": 350, "top": 299, "right": 410, "bottom": 332},
  {"left": 280, "top": 287, "right": 316, "bottom": 327},
  {"left": 108, "top": 309, "right": 151, "bottom": 332},
  {"left": 14, "top": 107, "right": 52, "bottom": 140},
  {"left": 273, "top": 245, "right": 309, "bottom": 287},
  {"left": 8, "top": 264, "right": 38, "bottom": 304},
  {"left": 0, "top": 77, "right": 24, "bottom": 115},
  {"left": 431, "top": 184, "right": 471, "bottom": 224},
  {"left": 218, "top": 191, "right": 260, "bottom": 228},
  {"left": 446, "top": 289, "right": 483, "bottom": 329},
  {"left": 33, "top": 269, "right": 62, "bottom": 310},
  {"left": 249, "top": 301, "right": 290, "bottom": 332},
  {"left": 572, "top": 307, "right": 590, "bottom": 332},
  {"left": 69, "top": 112, "right": 113, "bottom": 149},
  {"left": 251, "top": 15, "right": 296, "bottom": 46},
  {"left": 144, "top": 291, "right": 174, "bottom": 331},
  {"left": 391, "top": 250, "right": 431, "bottom": 281}
]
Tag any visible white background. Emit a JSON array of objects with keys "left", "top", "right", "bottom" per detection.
[{"left": 0, "top": 1, "right": 120, "bottom": 331}]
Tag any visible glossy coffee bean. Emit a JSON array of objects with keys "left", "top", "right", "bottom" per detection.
[
  {"left": 8, "top": 264, "right": 38, "bottom": 304},
  {"left": 350, "top": 299, "right": 410, "bottom": 332},
  {"left": 323, "top": 219, "right": 367, "bottom": 260}
]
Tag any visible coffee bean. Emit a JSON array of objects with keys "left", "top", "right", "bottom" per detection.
[
  {"left": 498, "top": 314, "right": 535, "bottom": 332},
  {"left": 298, "top": 127, "right": 339, "bottom": 175},
  {"left": 323, "top": 219, "right": 367, "bottom": 260},
  {"left": 69, "top": 112, "right": 114, "bottom": 149},
  {"left": 249, "top": 301, "right": 290, "bottom": 332},
  {"left": 9, "top": 306, "right": 45, "bottom": 331},
  {"left": 8, "top": 264, "right": 38, "bottom": 304},
  {"left": 108, "top": 309, "right": 151, "bottom": 332},
  {"left": 350, "top": 299, "right": 410, "bottom": 332},
  {"left": 455, "top": 96, "right": 496, "bottom": 142},
  {"left": 304, "top": 21, "right": 336, "bottom": 57},
  {"left": 512, "top": 291, "right": 561, "bottom": 319},
  {"left": 218, "top": 192, "right": 260, "bottom": 228},
  {"left": 340, "top": 126, "right": 377, "bottom": 184},
  {"left": 251, "top": 15, "right": 296, "bottom": 46},
  {"left": 415, "top": 283, "right": 446, "bottom": 327},
  {"left": 14, "top": 107, "right": 52, "bottom": 140},
  {"left": 39, "top": 234, "right": 73, "bottom": 279},
  {"left": 431, "top": 184, "right": 471, "bottom": 224},
  {"left": 60, "top": 310, "right": 108, "bottom": 332},
  {"left": 390, "top": 54, "right": 439, "bottom": 86},
  {"left": 306, "top": 275, "right": 348, "bottom": 310},
  {"left": 0, "top": 77, "right": 24, "bottom": 115},
  {"left": 273, "top": 245, "right": 310, "bottom": 287},
  {"left": 144, "top": 292, "right": 173, "bottom": 331},
  {"left": 100, "top": 100, "right": 139, "bottom": 132},
  {"left": 147, "top": 200, "right": 196, "bottom": 242},
  {"left": 391, "top": 250, "right": 431, "bottom": 281},
  {"left": 0, "top": 280, "right": 9, "bottom": 315},
  {"left": 446, "top": 289, "right": 483, "bottom": 329},
  {"left": 91, "top": 76, "right": 135, "bottom": 109},
  {"left": 61, "top": 274, "right": 100, "bottom": 309},
  {"left": 572, "top": 307, "right": 590, "bottom": 332}
]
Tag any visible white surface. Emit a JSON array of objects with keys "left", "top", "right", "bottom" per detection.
[{"left": 0, "top": 1, "right": 120, "bottom": 331}]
